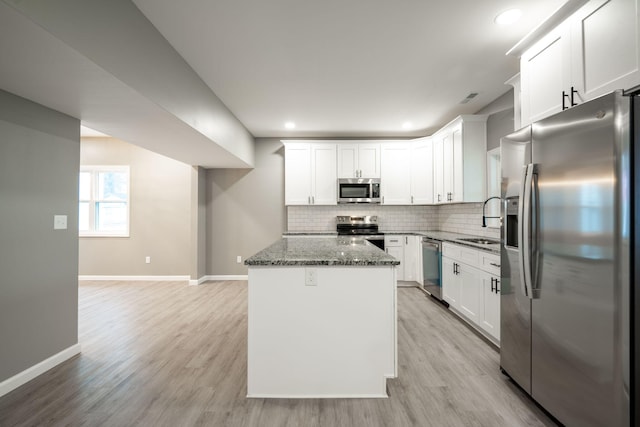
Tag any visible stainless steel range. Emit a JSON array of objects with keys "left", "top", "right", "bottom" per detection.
[{"left": 336, "top": 216, "right": 384, "bottom": 250}]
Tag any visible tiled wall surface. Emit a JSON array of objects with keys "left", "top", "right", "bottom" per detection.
[
  {"left": 438, "top": 203, "right": 500, "bottom": 238},
  {"left": 287, "top": 203, "right": 501, "bottom": 238}
]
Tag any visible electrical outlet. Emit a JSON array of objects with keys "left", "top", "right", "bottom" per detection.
[
  {"left": 53, "top": 215, "right": 67, "bottom": 230},
  {"left": 305, "top": 268, "right": 317, "bottom": 286},
  {"left": 145, "top": 256, "right": 151, "bottom": 264},
  {"left": 236, "top": 255, "right": 242, "bottom": 264}
]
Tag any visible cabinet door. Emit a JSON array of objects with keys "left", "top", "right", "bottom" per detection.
[
  {"left": 381, "top": 143, "right": 412, "bottom": 205},
  {"left": 442, "top": 256, "right": 460, "bottom": 308},
  {"left": 358, "top": 143, "right": 381, "bottom": 178},
  {"left": 403, "top": 236, "right": 419, "bottom": 282},
  {"left": 451, "top": 126, "right": 463, "bottom": 203},
  {"left": 386, "top": 245, "right": 404, "bottom": 281},
  {"left": 410, "top": 139, "right": 434, "bottom": 204},
  {"left": 284, "top": 144, "right": 311, "bottom": 205},
  {"left": 571, "top": 0, "right": 640, "bottom": 101},
  {"left": 433, "top": 136, "right": 445, "bottom": 203},
  {"left": 337, "top": 144, "right": 358, "bottom": 178},
  {"left": 520, "top": 24, "right": 571, "bottom": 126},
  {"left": 442, "top": 132, "right": 455, "bottom": 203},
  {"left": 311, "top": 144, "right": 337, "bottom": 205},
  {"left": 458, "top": 263, "right": 481, "bottom": 324},
  {"left": 480, "top": 273, "right": 501, "bottom": 342}
]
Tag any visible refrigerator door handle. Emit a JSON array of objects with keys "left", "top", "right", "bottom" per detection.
[
  {"left": 530, "top": 166, "right": 541, "bottom": 298},
  {"left": 518, "top": 164, "right": 534, "bottom": 299}
]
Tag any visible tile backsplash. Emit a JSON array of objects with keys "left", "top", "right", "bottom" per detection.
[{"left": 287, "top": 203, "right": 500, "bottom": 238}]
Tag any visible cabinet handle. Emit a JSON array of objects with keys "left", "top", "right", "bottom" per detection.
[
  {"left": 438, "top": 194, "right": 441, "bottom": 202},
  {"left": 489, "top": 262, "right": 500, "bottom": 268},
  {"left": 308, "top": 196, "right": 311, "bottom": 204},
  {"left": 562, "top": 90, "right": 569, "bottom": 110},
  {"left": 491, "top": 277, "right": 495, "bottom": 292},
  {"left": 405, "top": 236, "right": 408, "bottom": 244},
  {"left": 411, "top": 195, "right": 414, "bottom": 204},
  {"left": 570, "top": 86, "right": 578, "bottom": 107},
  {"left": 312, "top": 196, "right": 315, "bottom": 204},
  {"left": 495, "top": 278, "right": 500, "bottom": 294}
]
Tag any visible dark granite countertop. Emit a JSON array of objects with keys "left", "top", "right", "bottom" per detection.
[{"left": 245, "top": 237, "right": 400, "bottom": 266}]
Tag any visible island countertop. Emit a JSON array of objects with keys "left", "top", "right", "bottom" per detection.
[{"left": 244, "top": 237, "right": 400, "bottom": 266}]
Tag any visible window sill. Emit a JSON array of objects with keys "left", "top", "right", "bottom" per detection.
[{"left": 79, "top": 233, "right": 130, "bottom": 238}]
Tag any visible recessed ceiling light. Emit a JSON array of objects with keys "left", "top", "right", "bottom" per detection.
[
  {"left": 285, "top": 121, "right": 296, "bottom": 129},
  {"left": 402, "top": 121, "right": 413, "bottom": 130},
  {"left": 495, "top": 8, "right": 522, "bottom": 26}
]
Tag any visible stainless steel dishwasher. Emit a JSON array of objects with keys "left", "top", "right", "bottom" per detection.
[{"left": 421, "top": 237, "right": 442, "bottom": 301}]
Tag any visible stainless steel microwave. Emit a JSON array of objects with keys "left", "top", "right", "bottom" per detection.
[{"left": 337, "top": 178, "right": 381, "bottom": 204}]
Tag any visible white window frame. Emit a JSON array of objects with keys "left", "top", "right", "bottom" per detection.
[{"left": 79, "top": 165, "right": 130, "bottom": 237}]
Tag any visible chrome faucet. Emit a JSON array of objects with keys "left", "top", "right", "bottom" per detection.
[{"left": 482, "top": 196, "right": 501, "bottom": 227}]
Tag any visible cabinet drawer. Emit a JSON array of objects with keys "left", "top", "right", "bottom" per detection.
[
  {"left": 442, "top": 242, "right": 479, "bottom": 267},
  {"left": 479, "top": 252, "right": 500, "bottom": 276},
  {"left": 385, "top": 235, "right": 403, "bottom": 247}
]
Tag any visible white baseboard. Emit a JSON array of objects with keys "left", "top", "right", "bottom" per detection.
[
  {"left": 188, "top": 276, "right": 209, "bottom": 286},
  {"left": 190, "top": 275, "right": 248, "bottom": 285},
  {"left": 78, "top": 275, "right": 190, "bottom": 282},
  {"left": 0, "top": 343, "right": 81, "bottom": 398}
]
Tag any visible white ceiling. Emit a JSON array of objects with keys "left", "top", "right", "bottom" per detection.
[{"left": 132, "top": 0, "right": 568, "bottom": 137}]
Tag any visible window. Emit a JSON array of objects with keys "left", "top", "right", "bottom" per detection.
[{"left": 79, "top": 166, "right": 130, "bottom": 237}]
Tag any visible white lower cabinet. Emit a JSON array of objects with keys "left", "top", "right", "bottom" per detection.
[
  {"left": 385, "top": 235, "right": 421, "bottom": 283},
  {"left": 479, "top": 271, "right": 500, "bottom": 340},
  {"left": 442, "top": 256, "right": 460, "bottom": 306},
  {"left": 441, "top": 242, "right": 500, "bottom": 345}
]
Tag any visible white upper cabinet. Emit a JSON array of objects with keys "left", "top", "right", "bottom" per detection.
[
  {"left": 520, "top": 25, "right": 571, "bottom": 125},
  {"left": 337, "top": 143, "right": 381, "bottom": 178},
  {"left": 571, "top": 0, "right": 640, "bottom": 100},
  {"left": 520, "top": 0, "right": 640, "bottom": 126},
  {"left": 432, "top": 115, "right": 487, "bottom": 204},
  {"left": 311, "top": 144, "right": 338, "bottom": 205},
  {"left": 284, "top": 142, "right": 337, "bottom": 206},
  {"left": 381, "top": 139, "right": 434, "bottom": 205},
  {"left": 410, "top": 138, "right": 434, "bottom": 205},
  {"left": 380, "top": 143, "right": 412, "bottom": 205}
]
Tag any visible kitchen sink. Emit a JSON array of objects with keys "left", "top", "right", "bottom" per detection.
[{"left": 457, "top": 237, "right": 500, "bottom": 245}]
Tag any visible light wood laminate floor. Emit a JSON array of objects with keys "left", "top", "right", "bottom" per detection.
[{"left": 0, "top": 281, "right": 557, "bottom": 426}]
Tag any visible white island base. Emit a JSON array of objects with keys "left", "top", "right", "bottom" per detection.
[{"left": 247, "top": 266, "right": 397, "bottom": 398}]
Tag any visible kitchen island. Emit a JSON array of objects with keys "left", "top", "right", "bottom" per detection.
[{"left": 244, "top": 237, "right": 399, "bottom": 398}]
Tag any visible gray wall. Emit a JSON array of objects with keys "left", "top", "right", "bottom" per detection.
[
  {"left": 206, "top": 139, "right": 285, "bottom": 275},
  {"left": 0, "top": 90, "right": 79, "bottom": 381},
  {"left": 79, "top": 138, "right": 192, "bottom": 276},
  {"left": 476, "top": 89, "right": 515, "bottom": 150},
  {"left": 190, "top": 166, "right": 207, "bottom": 281}
]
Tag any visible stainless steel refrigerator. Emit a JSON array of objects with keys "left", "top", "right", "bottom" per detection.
[{"left": 500, "top": 90, "right": 637, "bottom": 426}]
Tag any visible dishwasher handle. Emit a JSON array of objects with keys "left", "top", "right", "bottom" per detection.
[{"left": 421, "top": 238, "right": 441, "bottom": 252}]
